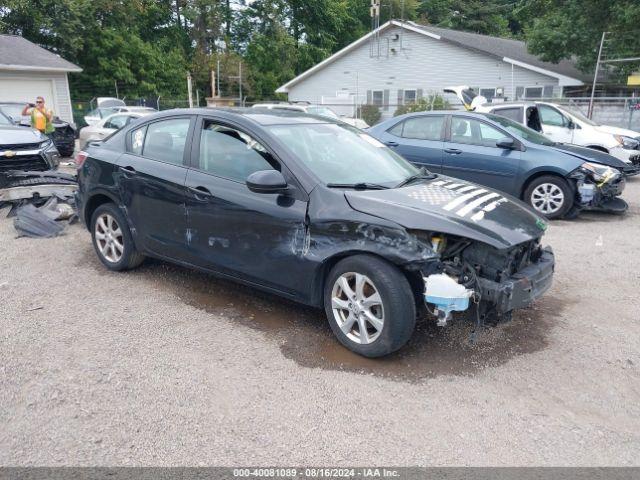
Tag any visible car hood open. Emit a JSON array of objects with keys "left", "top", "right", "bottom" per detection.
[
  {"left": 0, "top": 126, "right": 47, "bottom": 145},
  {"left": 551, "top": 143, "right": 629, "bottom": 169},
  {"left": 345, "top": 176, "right": 547, "bottom": 250}
]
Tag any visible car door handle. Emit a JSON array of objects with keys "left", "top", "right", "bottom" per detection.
[
  {"left": 189, "top": 186, "right": 214, "bottom": 201},
  {"left": 121, "top": 166, "right": 136, "bottom": 177},
  {"left": 444, "top": 148, "right": 462, "bottom": 155},
  {"left": 385, "top": 141, "right": 399, "bottom": 147}
]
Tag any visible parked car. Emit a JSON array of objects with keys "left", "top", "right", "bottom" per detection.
[
  {"left": 84, "top": 99, "right": 156, "bottom": 126},
  {"left": 76, "top": 108, "right": 555, "bottom": 357},
  {"left": 0, "top": 110, "right": 60, "bottom": 173},
  {"left": 252, "top": 102, "right": 369, "bottom": 129},
  {"left": 535, "top": 102, "right": 640, "bottom": 165},
  {"left": 79, "top": 112, "right": 150, "bottom": 150},
  {"left": 444, "top": 86, "right": 640, "bottom": 174},
  {"left": 368, "top": 111, "right": 627, "bottom": 219},
  {"left": 0, "top": 101, "right": 77, "bottom": 157}
]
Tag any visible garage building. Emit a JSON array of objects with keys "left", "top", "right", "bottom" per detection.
[{"left": 0, "top": 34, "right": 81, "bottom": 123}]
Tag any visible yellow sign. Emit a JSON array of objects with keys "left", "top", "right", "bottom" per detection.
[
  {"left": 3, "top": 150, "right": 16, "bottom": 158},
  {"left": 628, "top": 74, "right": 640, "bottom": 86}
]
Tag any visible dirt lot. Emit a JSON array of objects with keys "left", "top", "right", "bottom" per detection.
[{"left": 1, "top": 176, "right": 639, "bottom": 466}]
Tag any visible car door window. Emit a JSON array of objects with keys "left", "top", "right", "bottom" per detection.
[
  {"left": 140, "top": 118, "right": 190, "bottom": 165},
  {"left": 538, "top": 105, "right": 567, "bottom": 127},
  {"left": 395, "top": 116, "right": 444, "bottom": 140},
  {"left": 492, "top": 107, "right": 522, "bottom": 123},
  {"left": 451, "top": 117, "right": 506, "bottom": 148},
  {"left": 198, "top": 121, "right": 276, "bottom": 182},
  {"left": 103, "top": 115, "right": 129, "bottom": 130}
]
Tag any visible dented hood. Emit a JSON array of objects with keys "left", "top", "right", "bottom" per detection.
[
  {"left": 551, "top": 143, "right": 629, "bottom": 170},
  {"left": 345, "top": 177, "right": 547, "bottom": 250}
]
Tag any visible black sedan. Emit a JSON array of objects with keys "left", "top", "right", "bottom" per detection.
[{"left": 76, "top": 108, "right": 555, "bottom": 357}]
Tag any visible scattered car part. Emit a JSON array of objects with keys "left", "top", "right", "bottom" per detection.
[{"left": 13, "top": 203, "right": 66, "bottom": 238}]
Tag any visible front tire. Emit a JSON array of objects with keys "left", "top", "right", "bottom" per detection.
[
  {"left": 524, "top": 175, "right": 573, "bottom": 219},
  {"left": 324, "top": 255, "right": 416, "bottom": 358},
  {"left": 90, "top": 203, "right": 144, "bottom": 271}
]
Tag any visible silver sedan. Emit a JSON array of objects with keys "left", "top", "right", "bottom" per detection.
[{"left": 79, "top": 112, "right": 151, "bottom": 149}]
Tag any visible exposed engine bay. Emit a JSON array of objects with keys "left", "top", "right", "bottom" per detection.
[
  {"left": 418, "top": 233, "right": 554, "bottom": 327},
  {"left": 571, "top": 162, "right": 628, "bottom": 214}
]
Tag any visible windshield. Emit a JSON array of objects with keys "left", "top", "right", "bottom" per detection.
[
  {"left": 484, "top": 113, "right": 555, "bottom": 146},
  {"left": 555, "top": 104, "right": 599, "bottom": 126},
  {"left": 0, "top": 104, "right": 23, "bottom": 120},
  {"left": 0, "top": 110, "right": 13, "bottom": 125},
  {"left": 268, "top": 123, "right": 419, "bottom": 186},
  {"left": 307, "top": 106, "right": 340, "bottom": 119}
]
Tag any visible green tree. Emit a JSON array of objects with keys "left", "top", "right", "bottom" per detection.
[{"left": 517, "top": 0, "right": 640, "bottom": 76}]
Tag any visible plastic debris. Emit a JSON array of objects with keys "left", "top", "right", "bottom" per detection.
[{"left": 13, "top": 203, "right": 66, "bottom": 238}]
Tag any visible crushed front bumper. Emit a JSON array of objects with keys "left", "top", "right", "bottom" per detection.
[{"left": 476, "top": 247, "right": 555, "bottom": 313}]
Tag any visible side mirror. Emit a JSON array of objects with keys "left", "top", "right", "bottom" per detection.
[
  {"left": 496, "top": 137, "right": 515, "bottom": 149},
  {"left": 246, "top": 170, "right": 288, "bottom": 194}
]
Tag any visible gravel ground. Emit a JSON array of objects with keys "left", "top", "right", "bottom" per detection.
[{"left": 1, "top": 176, "right": 639, "bottom": 467}]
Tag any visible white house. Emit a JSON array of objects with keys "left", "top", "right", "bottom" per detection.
[
  {"left": 277, "top": 20, "right": 588, "bottom": 119},
  {"left": 0, "top": 35, "right": 81, "bottom": 123}
]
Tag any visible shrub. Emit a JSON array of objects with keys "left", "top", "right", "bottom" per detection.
[
  {"left": 394, "top": 95, "right": 451, "bottom": 116},
  {"left": 357, "top": 104, "right": 382, "bottom": 125}
]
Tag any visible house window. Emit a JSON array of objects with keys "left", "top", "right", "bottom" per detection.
[
  {"left": 524, "top": 86, "right": 544, "bottom": 99},
  {"left": 372, "top": 90, "right": 384, "bottom": 106},
  {"left": 404, "top": 89, "right": 417, "bottom": 104}
]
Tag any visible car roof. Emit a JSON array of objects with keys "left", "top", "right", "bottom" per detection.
[{"left": 142, "top": 107, "right": 339, "bottom": 126}]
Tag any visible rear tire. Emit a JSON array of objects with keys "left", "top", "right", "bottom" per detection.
[
  {"left": 523, "top": 175, "right": 573, "bottom": 219},
  {"left": 90, "top": 203, "right": 144, "bottom": 271},
  {"left": 324, "top": 255, "right": 416, "bottom": 358}
]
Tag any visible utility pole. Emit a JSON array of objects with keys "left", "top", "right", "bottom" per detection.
[
  {"left": 217, "top": 59, "right": 221, "bottom": 97},
  {"left": 187, "top": 71, "right": 194, "bottom": 108},
  {"left": 588, "top": 32, "right": 606, "bottom": 119},
  {"left": 114, "top": 80, "right": 119, "bottom": 99}
]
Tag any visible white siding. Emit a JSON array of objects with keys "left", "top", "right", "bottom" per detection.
[
  {"left": 0, "top": 69, "right": 74, "bottom": 122},
  {"left": 286, "top": 27, "right": 560, "bottom": 119}
]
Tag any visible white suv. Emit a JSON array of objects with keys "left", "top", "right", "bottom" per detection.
[{"left": 536, "top": 102, "right": 640, "bottom": 165}]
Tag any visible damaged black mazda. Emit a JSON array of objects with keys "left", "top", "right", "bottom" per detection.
[{"left": 76, "top": 109, "right": 554, "bottom": 357}]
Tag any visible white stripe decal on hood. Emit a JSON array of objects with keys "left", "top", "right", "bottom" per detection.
[
  {"left": 442, "top": 189, "right": 487, "bottom": 211},
  {"left": 457, "top": 193, "right": 502, "bottom": 217}
]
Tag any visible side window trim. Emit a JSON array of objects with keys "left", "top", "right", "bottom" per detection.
[{"left": 126, "top": 115, "right": 196, "bottom": 167}]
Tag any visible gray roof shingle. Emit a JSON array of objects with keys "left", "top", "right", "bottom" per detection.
[
  {"left": 407, "top": 22, "right": 588, "bottom": 82},
  {"left": 0, "top": 35, "right": 81, "bottom": 72}
]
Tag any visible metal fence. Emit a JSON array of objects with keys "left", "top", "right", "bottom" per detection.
[{"left": 70, "top": 95, "right": 640, "bottom": 131}]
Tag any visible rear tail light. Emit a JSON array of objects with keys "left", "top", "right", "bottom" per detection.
[{"left": 75, "top": 151, "right": 88, "bottom": 168}]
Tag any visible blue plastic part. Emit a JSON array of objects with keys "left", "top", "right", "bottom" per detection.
[{"left": 425, "top": 294, "right": 470, "bottom": 313}]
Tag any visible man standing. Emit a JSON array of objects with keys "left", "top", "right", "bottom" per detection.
[{"left": 21, "top": 96, "right": 55, "bottom": 135}]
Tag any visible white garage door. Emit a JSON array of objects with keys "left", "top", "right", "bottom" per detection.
[{"left": 0, "top": 78, "right": 55, "bottom": 106}]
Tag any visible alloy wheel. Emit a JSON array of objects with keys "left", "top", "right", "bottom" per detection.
[
  {"left": 95, "top": 213, "right": 124, "bottom": 263},
  {"left": 531, "top": 183, "right": 565, "bottom": 215},
  {"left": 331, "top": 272, "right": 384, "bottom": 345}
]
